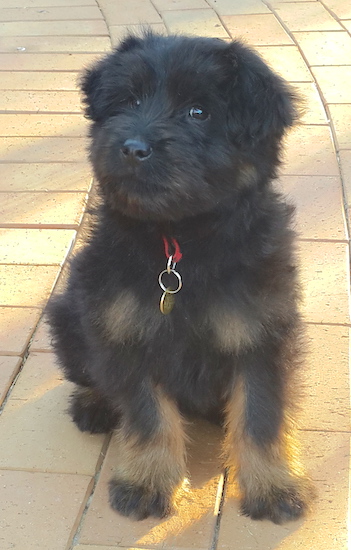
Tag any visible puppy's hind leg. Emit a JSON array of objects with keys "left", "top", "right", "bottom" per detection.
[
  {"left": 46, "top": 293, "right": 91, "bottom": 388},
  {"left": 109, "top": 386, "right": 187, "bottom": 520},
  {"left": 47, "top": 294, "right": 120, "bottom": 433},
  {"left": 223, "top": 333, "right": 314, "bottom": 524},
  {"left": 70, "top": 386, "right": 120, "bottom": 434}
]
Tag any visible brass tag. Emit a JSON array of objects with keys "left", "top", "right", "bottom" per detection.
[{"left": 160, "top": 289, "right": 175, "bottom": 314}]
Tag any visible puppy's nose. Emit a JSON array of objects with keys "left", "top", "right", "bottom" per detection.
[{"left": 121, "top": 139, "right": 152, "bottom": 161}]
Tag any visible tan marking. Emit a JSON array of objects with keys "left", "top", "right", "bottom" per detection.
[
  {"left": 113, "top": 387, "right": 187, "bottom": 494},
  {"left": 237, "top": 164, "right": 258, "bottom": 188},
  {"left": 208, "top": 304, "right": 262, "bottom": 353},
  {"left": 101, "top": 289, "right": 139, "bottom": 341},
  {"left": 223, "top": 376, "right": 308, "bottom": 502},
  {"left": 100, "top": 289, "right": 163, "bottom": 343}
]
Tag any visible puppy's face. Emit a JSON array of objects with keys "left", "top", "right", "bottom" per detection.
[{"left": 82, "top": 33, "right": 298, "bottom": 221}]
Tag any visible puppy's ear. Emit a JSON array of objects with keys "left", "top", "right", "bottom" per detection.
[
  {"left": 80, "top": 60, "right": 107, "bottom": 121},
  {"left": 117, "top": 34, "right": 143, "bottom": 52},
  {"left": 224, "top": 41, "right": 300, "bottom": 145},
  {"left": 80, "top": 33, "right": 143, "bottom": 121}
]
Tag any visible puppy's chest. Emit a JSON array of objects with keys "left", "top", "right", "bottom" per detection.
[
  {"left": 98, "top": 281, "right": 261, "bottom": 354},
  {"left": 99, "top": 284, "right": 205, "bottom": 343}
]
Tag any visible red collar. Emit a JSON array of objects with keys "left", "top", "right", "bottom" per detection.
[{"left": 162, "top": 236, "right": 182, "bottom": 263}]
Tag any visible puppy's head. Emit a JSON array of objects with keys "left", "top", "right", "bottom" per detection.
[{"left": 81, "top": 31, "right": 299, "bottom": 221}]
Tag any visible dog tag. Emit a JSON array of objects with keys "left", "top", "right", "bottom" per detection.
[{"left": 160, "top": 288, "right": 175, "bottom": 314}]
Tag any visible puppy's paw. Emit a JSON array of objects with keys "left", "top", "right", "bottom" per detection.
[
  {"left": 109, "top": 479, "right": 173, "bottom": 521},
  {"left": 241, "top": 481, "right": 314, "bottom": 524},
  {"left": 69, "top": 388, "right": 119, "bottom": 434}
]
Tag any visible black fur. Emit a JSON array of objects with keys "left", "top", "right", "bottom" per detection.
[
  {"left": 69, "top": 387, "right": 120, "bottom": 433},
  {"left": 109, "top": 479, "right": 173, "bottom": 521},
  {"left": 47, "top": 31, "right": 312, "bottom": 523}
]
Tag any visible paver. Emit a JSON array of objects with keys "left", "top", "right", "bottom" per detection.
[
  {"left": 73, "top": 547, "right": 155, "bottom": 550},
  {"left": 0, "top": 353, "right": 107, "bottom": 475},
  {"left": 0, "top": 6, "right": 102, "bottom": 21},
  {"left": 282, "top": 125, "right": 339, "bottom": 176},
  {"left": 292, "top": 82, "right": 327, "bottom": 124},
  {"left": 161, "top": 9, "right": 230, "bottom": 37},
  {"left": 0, "top": 162, "right": 92, "bottom": 191},
  {"left": 300, "top": 324, "right": 350, "bottom": 431},
  {"left": 322, "top": 0, "right": 351, "bottom": 19},
  {"left": 0, "top": 0, "right": 97, "bottom": 5},
  {"left": 279, "top": 175, "right": 346, "bottom": 240},
  {"left": 222, "top": 14, "right": 293, "bottom": 44},
  {"left": 311, "top": 66, "right": 351, "bottom": 103},
  {"left": 0, "top": 91, "right": 82, "bottom": 113},
  {"left": 339, "top": 150, "right": 351, "bottom": 214},
  {"left": 0, "top": 265, "right": 59, "bottom": 307},
  {"left": 153, "top": 0, "right": 209, "bottom": 10},
  {"left": 0, "top": 228, "right": 76, "bottom": 264},
  {"left": 0, "top": 356, "right": 22, "bottom": 406},
  {"left": 273, "top": 2, "right": 342, "bottom": 31},
  {"left": 207, "top": 0, "right": 270, "bottom": 15},
  {"left": 97, "top": 0, "right": 162, "bottom": 26},
  {"left": 0, "top": 71, "right": 79, "bottom": 90},
  {"left": 30, "top": 319, "right": 52, "bottom": 352},
  {"left": 256, "top": 45, "right": 313, "bottom": 81},
  {"left": 0, "top": 114, "right": 86, "bottom": 137},
  {"left": 0, "top": 469, "right": 93, "bottom": 550},
  {"left": 0, "top": 307, "right": 41, "bottom": 355},
  {"left": 293, "top": 30, "right": 351, "bottom": 65},
  {"left": 0, "top": 52, "right": 101, "bottom": 71},
  {"left": 0, "top": 192, "right": 87, "bottom": 227},
  {"left": 268, "top": 0, "right": 318, "bottom": 3},
  {"left": 0, "top": 35, "right": 111, "bottom": 53},
  {"left": 299, "top": 241, "right": 349, "bottom": 324},
  {"left": 328, "top": 104, "right": 351, "bottom": 149},
  {"left": 0, "top": 20, "right": 108, "bottom": 36},
  {"left": 0, "top": 137, "right": 88, "bottom": 162}
]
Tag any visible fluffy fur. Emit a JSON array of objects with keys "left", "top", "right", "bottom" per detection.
[{"left": 47, "top": 31, "right": 313, "bottom": 523}]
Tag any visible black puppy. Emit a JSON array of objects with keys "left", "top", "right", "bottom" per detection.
[{"left": 47, "top": 31, "right": 313, "bottom": 523}]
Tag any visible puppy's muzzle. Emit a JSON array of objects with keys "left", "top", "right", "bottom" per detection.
[{"left": 121, "top": 139, "right": 153, "bottom": 162}]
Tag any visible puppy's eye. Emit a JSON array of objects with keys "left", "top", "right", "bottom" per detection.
[
  {"left": 120, "top": 97, "right": 141, "bottom": 109},
  {"left": 189, "top": 106, "right": 209, "bottom": 120},
  {"left": 129, "top": 98, "right": 141, "bottom": 108}
]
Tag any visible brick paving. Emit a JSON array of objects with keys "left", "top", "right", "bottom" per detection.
[{"left": 0, "top": 0, "right": 350, "bottom": 549}]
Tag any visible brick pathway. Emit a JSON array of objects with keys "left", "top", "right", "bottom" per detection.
[{"left": 0, "top": 1, "right": 350, "bottom": 549}]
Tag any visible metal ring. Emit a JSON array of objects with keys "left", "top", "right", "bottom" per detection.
[
  {"left": 158, "top": 269, "right": 182, "bottom": 293},
  {"left": 167, "top": 255, "right": 173, "bottom": 274}
]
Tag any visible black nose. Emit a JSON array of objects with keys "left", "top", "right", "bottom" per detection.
[{"left": 121, "top": 139, "right": 152, "bottom": 161}]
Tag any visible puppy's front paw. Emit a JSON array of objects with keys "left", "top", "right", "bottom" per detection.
[
  {"left": 109, "top": 479, "right": 173, "bottom": 520},
  {"left": 241, "top": 482, "right": 313, "bottom": 524}
]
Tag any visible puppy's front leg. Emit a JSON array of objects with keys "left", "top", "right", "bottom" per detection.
[
  {"left": 223, "top": 337, "right": 313, "bottom": 524},
  {"left": 109, "top": 386, "right": 187, "bottom": 520}
]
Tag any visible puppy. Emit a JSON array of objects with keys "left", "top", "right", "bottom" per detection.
[{"left": 47, "top": 31, "right": 313, "bottom": 523}]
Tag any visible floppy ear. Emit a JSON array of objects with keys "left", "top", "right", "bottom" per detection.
[
  {"left": 80, "top": 60, "right": 107, "bottom": 121},
  {"left": 224, "top": 41, "right": 300, "bottom": 145},
  {"left": 80, "top": 33, "right": 143, "bottom": 121}
]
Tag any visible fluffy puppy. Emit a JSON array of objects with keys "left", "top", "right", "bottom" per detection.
[{"left": 47, "top": 31, "right": 313, "bottom": 523}]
